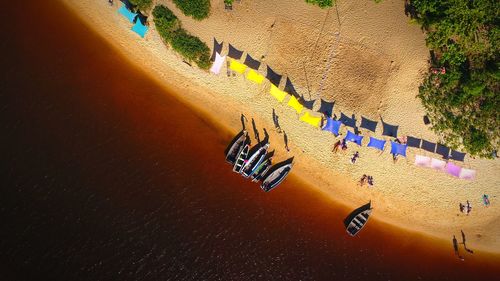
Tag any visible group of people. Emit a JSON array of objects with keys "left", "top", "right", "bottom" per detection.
[
  {"left": 459, "top": 200, "right": 472, "bottom": 215},
  {"left": 332, "top": 139, "right": 348, "bottom": 153},
  {"left": 453, "top": 230, "right": 473, "bottom": 261},
  {"left": 359, "top": 174, "right": 374, "bottom": 187}
]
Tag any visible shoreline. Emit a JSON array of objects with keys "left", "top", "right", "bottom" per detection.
[{"left": 60, "top": 0, "right": 500, "bottom": 254}]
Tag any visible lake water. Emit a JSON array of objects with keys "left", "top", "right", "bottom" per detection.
[{"left": 0, "top": 1, "right": 498, "bottom": 280}]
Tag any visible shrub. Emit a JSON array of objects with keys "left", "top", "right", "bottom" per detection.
[
  {"left": 408, "top": 0, "right": 499, "bottom": 158},
  {"left": 153, "top": 5, "right": 180, "bottom": 41},
  {"left": 304, "top": 0, "right": 334, "bottom": 8},
  {"left": 129, "top": 0, "right": 152, "bottom": 11},
  {"left": 171, "top": 30, "right": 211, "bottom": 69},
  {"left": 172, "top": 0, "right": 211, "bottom": 20},
  {"left": 153, "top": 5, "right": 211, "bottom": 70}
]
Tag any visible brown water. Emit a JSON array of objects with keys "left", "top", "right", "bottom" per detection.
[{"left": 0, "top": 1, "right": 499, "bottom": 280}]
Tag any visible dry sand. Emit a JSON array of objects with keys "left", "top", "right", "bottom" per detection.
[{"left": 61, "top": 0, "right": 500, "bottom": 253}]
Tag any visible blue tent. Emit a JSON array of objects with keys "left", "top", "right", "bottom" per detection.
[
  {"left": 118, "top": 5, "right": 137, "bottom": 23},
  {"left": 345, "top": 130, "right": 363, "bottom": 146},
  {"left": 367, "top": 137, "right": 386, "bottom": 151},
  {"left": 390, "top": 141, "right": 407, "bottom": 157},
  {"left": 322, "top": 118, "right": 342, "bottom": 136},
  {"left": 131, "top": 20, "right": 148, "bottom": 38}
]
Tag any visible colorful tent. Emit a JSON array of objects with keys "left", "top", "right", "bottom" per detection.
[
  {"left": 390, "top": 141, "right": 407, "bottom": 157},
  {"left": 322, "top": 118, "right": 342, "bottom": 136},
  {"left": 318, "top": 99, "right": 334, "bottom": 117},
  {"left": 131, "top": 19, "right": 148, "bottom": 38},
  {"left": 269, "top": 84, "right": 287, "bottom": 102},
  {"left": 360, "top": 116, "right": 378, "bottom": 132},
  {"left": 446, "top": 162, "right": 462, "bottom": 177},
  {"left": 436, "top": 144, "right": 450, "bottom": 158},
  {"left": 229, "top": 59, "right": 247, "bottom": 74},
  {"left": 459, "top": 168, "right": 476, "bottom": 180},
  {"left": 284, "top": 77, "right": 301, "bottom": 99},
  {"left": 421, "top": 140, "right": 436, "bottom": 153},
  {"left": 210, "top": 52, "right": 226, "bottom": 75},
  {"left": 339, "top": 113, "right": 356, "bottom": 128},
  {"left": 450, "top": 150, "right": 466, "bottom": 162},
  {"left": 118, "top": 5, "right": 137, "bottom": 23},
  {"left": 287, "top": 96, "right": 304, "bottom": 114},
  {"left": 345, "top": 130, "right": 363, "bottom": 146},
  {"left": 210, "top": 38, "right": 223, "bottom": 61},
  {"left": 228, "top": 44, "right": 243, "bottom": 59},
  {"left": 407, "top": 136, "right": 422, "bottom": 148},
  {"left": 430, "top": 158, "right": 446, "bottom": 171},
  {"left": 381, "top": 119, "right": 399, "bottom": 137},
  {"left": 367, "top": 137, "right": 386, "bottom": 151},
  {"left": 300, "top": 97, "right": 316, "bottom": 110},
  {"left": 266, "top": 66, "right": 282, "bottom": 87},
  {"left": 243, "top": 54, "right": 261, "bottom": 70},
  {"left": 246, "top": 69, "right": 264, "bottom": 84},
  {"left": 300, "top": 112, "right": 321, "bottom": 128},
  {"left": 414, "top": 155, "right": 431, "bottom": 167}
]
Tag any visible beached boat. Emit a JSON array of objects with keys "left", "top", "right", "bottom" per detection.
[
  {"left": 241, "top": 143, "right": 270, "bottom": 178},
  {"left": 251, "top": 158, "right": 272, "bottom": 182},
  {"left": 260, "top": 158, "right": 293, "bottom": 192},
  {"left": 225, "top": 130, "right": 249, "bottom": 165},
  {"left": 343, "top": 202, "right": 373, "bottom": 237},
  {"left": 233, "top": 144, "right": 250, "bottom": 173}
]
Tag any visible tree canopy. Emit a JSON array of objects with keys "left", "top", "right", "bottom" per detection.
[
  {"left": 129, "top": 0, "right": 152, "bottom": 11},
  {"left": 304, "top": 0, "right": 334, "bottom": 8},
  {"left": 172, "top": 0, "right": 211, "bottom": 20},
  {"left": 408, "top": 0, "right": 499, "bottom": 158}
]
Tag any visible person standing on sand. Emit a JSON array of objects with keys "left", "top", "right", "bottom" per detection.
[{"left": 351, "top": 151, "right": 360, "bottom": 164}]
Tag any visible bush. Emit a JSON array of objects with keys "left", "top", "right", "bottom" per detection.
[
  {"left": 153, "top": 5, "right": 211, "bottom": 70},
  {"left": 171, "top": 30, "right": 211, "bottom": 69},
  {"left": 304, "top": 0, "right": 334, "bottom": 8},
  {"left": 129, "top": 0, "right": 152, "bottom": 11},
  {"left": 172, "top": 0, "right": 210, "bottom": 20},
  {"left": 408, "top": 0, "right": 499, "bottom": 158},
  {"left": 153, "top": 5, "right": 180, "bottom": 41}
]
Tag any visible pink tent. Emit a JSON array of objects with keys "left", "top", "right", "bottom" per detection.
[
  {"left": 459, "top": 168, "right": 476, "bottom": 180},
  {"left": 210, "top": 52, "right": 226, "bottom": 75},
  {"left": 446, "top": 162, "right": 462, "bottom": 177},
  {"left": 414, "top": 155, "right": 431, "bottom": 167},
  {"left": 430, "top": 158, "right": 446, "bottom": 171}
]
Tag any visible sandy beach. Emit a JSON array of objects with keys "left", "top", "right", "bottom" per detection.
[{"left": 61, "top": 0, "right": 499, "bottom": 253}]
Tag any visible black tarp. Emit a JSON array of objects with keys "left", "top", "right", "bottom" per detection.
[
  {"left": 339, "top": 113, "right": 356, "bottom": 128},
  {"left": 120, "top": 0, "right": 136, "bottom": 10},
  {"left": 284, "top": 77, "right": 301, "bottom": 99},
  {"left": 228, "top": 44, "right": 243, "bottom": 59},
  {"left": 436, "top": 144, "right": 450, "bottom": 158},
  {"left": 421, "top": 140, "right": 436, "bottom": 153},
  {"left": 406, "top": 136, "right": 421, "bottom": 148},
  {"left": 360, "top": 116, "right": 378, "bottom": 132},
  {"left": 318, "top": 99, "right": 334, "bottom": 118},
  {"left": 266, "top": 66, "right": 282, "bottom": 87},
  {"left": 210, "top": 38, "right": 224, "bottom": 61},
  {"left": 300, "top": 97, "right": 316, "bottom": 110},
  {"left": 381, "top": 119, "right": 399, "bottom": 137},
  {"left": 450, "top": 150, "right": 466, "bottom": 162},
  {"left": 243, "top": 54, "right": 261, "bottom": 70}
]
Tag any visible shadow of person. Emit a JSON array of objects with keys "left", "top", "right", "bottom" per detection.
[
  {"left": 461, "top": 230, "right": 474, "bottom": 254},
  {"left": 262, "top": 128, "right": 269, "bottom": 144},
  {"left": 284, "top": 131, "right": 290, "bottom": 152},
  {"left": 240, "top": 113, "right": 247, "bottom": 130},
  {"left": 251, "top": 118, "right": 260, "bottom": 143},
  {"left": 272, "top": 109, "right": 281, "bottom": 133}
]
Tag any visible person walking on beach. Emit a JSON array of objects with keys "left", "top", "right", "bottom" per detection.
[
  {"left": 466, "top": 200, "right": 472, "bottom": 215},
  {"left": 341, "top": 139, "right": 347, "bottom": 151},
  {"left": 351, "top": 151, "right": 360, "bottom": 164},
  {"left": 367, "top": 176, "right": 374, "bottom": 187},
  {"left": 283, "top": 131, "right": 290, "bottom": 152},
  {"left": 332, "top": 140, "right": 342, "bottom": 153},
  {"left": 359, "top": 174, "right": 367, "bottom": 186}
]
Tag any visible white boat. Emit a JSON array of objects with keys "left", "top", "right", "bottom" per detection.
[
  {"left": 233, "top": 144, "right": 250, "bottom": 173},
  {"left": 260, "top": 158, "right": 293, "bottom": 192},
  {"left": 225, "top": 130, "right": 249, "bottom": 165},
  {"left": 241, "top": 143, "right": 270, "bottom": 178}
]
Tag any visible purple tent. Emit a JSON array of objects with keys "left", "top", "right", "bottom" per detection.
[
  {"left": 367, "top": 137, "right": 386, "bottom": 151},
  {"left": 322, "top": 118, "right": 342, "bottom": 136},
  {"left": 446, "top": 162, "right": 462, "bottom": 177},
  {"left": 390, "top": 141, "right": 407, "bottom": 157},
  {"left": 345, "top": 130, "right": 363, "bottom": 146}
]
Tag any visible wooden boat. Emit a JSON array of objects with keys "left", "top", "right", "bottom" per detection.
[
  {"left": 233, "top": 144, "right": 250, "bottom": 173},
  {"left": 260, "top": 158, "right": 293, "bottom": 192},
  {"left": 343, "top": 202, "right": 372, "bottom": 236},
  {"left": 241, "top": 143, "right": 270, "bottom": 178},
  {"left": 251, "top": 158, "right": 272, "bottom": 182},
  {"left": 225, "top": 130, "right": 249, "bottom": 165}
]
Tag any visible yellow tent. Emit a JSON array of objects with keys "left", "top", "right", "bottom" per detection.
[
  {"left": 300, "top": 112, "right": 321, "bottom": 128},
  {"left": 246, "top": 69, "right": 264, "bottom": 84},
  {"left": 287, "top": 95, "right": 303, "bottom": 114},
  {"left": 229, "top": 59, "right": 247, "bottom": 74},
  {"left": 269, "top": 84, "right": 287, "bottom": 102}
]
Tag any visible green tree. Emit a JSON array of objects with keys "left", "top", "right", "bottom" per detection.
[
  {"left": 408, "top": 0, "right": 499, "bottom": 157},
  {"left": 304, "top": 0, "right": 334, "bottom": 8},
  {"left": 129, "top": 0, "right": 152, "bottom": 11},
  {"left": 172, "top": 0, "right": 211, "bottom": 20},
  {"left": 153, "top": 5, "right": 180, "bottom": 41}
]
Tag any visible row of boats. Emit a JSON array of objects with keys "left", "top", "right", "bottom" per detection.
[
  {"left": 225, "top": 130, "right": 293, "bottom": 192},
  {"left": 225, "top": 130, "right": 373, "bottom": 236}
]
